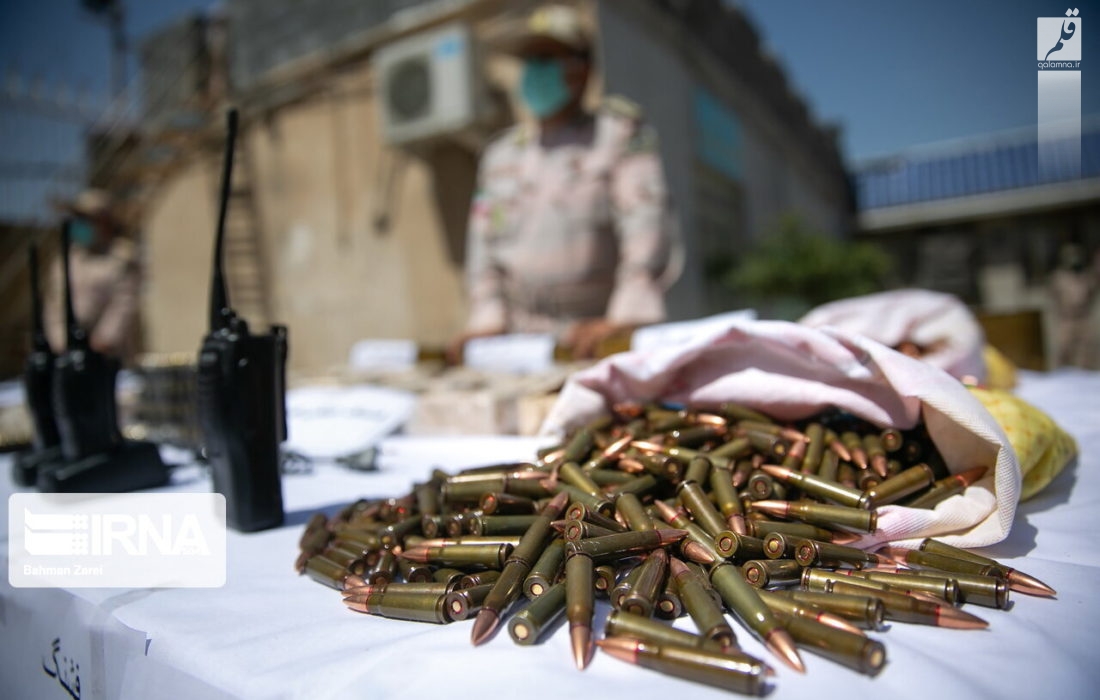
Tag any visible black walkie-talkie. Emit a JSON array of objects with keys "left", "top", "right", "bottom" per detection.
[
  {"left": 196, "top": 108, "right": 288, "bottom": 532},
  {"left": 12, "top": 244, "right": 63, "bottom": 486},
  {"left": 39, "top": 220, "right": 169, "bottom": 493},
  {"left": 25, "top": 244, "right": 61, "bottom": 449},
  {"left": 52, "top": 220, "right": 123, "bottom": 460}
]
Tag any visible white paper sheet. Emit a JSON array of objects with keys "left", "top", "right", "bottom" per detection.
[
  {"left": 0, "top": 371, "right": 1097, "bottom": 700},
  {"left": 283, "top": 384, "right": 418, "bottom": 459},
  {"left": 463, "top": 334, "right": 557, "bottom": 374}
]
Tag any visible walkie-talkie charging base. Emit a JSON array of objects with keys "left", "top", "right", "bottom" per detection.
[
  {"left": 19, "top": 221, "right": 172, "bottom": 495},
  {"left": 17, "top": 242, "right": 65, "bottom": 489},
  {"left": 34, "top": 440, "right": 169, "bottom": 493},
  {"left": 11, "top": 446, "right": 64, "bottom": 487}
]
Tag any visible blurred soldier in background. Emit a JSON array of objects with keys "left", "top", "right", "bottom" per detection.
[
  {"left": 1050, "top": 243, "right": 1099, "bottom": 368},
  {"left": 45, "top": 189, "right": 141, "bottom": 361},
  {"left": 449, "top": 4, "right": 679, "bottom": 362}
]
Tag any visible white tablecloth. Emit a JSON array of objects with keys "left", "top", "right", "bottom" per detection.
[{"left": 2, "top": 370, "right": 1099, "bottom": 699}]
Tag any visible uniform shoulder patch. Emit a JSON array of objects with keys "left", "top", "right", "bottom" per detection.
[
  {"left": 601, "top": 95, "right": 659, "bottom": 154},
  {"left": 626, "top": 124, "right": 659, "bottom": 154},
  {"left": 602, "top": 94, "right": 642, "bottom": 121}
]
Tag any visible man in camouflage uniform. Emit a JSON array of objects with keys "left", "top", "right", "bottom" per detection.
[
  {"left": 451, "top": 4, "right": 679, "bottom": 360},
  {"left": 46, "top": 189, "right": 141, "bottom": 361},
  {"left": 1050, "top": 243, "right": 1099, "bottom": 368}
]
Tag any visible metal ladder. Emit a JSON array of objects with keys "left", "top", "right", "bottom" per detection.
[{"left": 215, "top": 121, "right": 272, "bottom": 330}]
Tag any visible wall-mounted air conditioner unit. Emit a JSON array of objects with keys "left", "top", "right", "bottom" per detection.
[{"left": 375, "top": 23, "right": 486, "bottom": 146}]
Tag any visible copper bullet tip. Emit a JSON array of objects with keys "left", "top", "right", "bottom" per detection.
[
  {"left": 728, "top": 514, "right": 748, "bottom": 536},
  {"left": 1007, "top": 570, "right": 1057, "bottom": 597},
  {"left": 547, "top": 490, "right": 570, "bottom": 510},
  {"left": 764, "top": 629, "right": 805, "bottom": 673},
  {"left": 786, "top": 439, "right": 807, "bottom": 459},
  {"left": 695, "top": 413, "right": 727, "bottom": 427},
  {"left": 937, "top": 606, "right": 989, "bottom": 629},
  {"left": 651, "top": 499, "right": 678, "bottom": 522},
  {"left": 779, "top": 427, "right": 808, "bottom": 444},
  {"left": 398, "top": 547, "right": 429, "bottom": 563},
  {"left": 870, "top": 553, "right": 902, "bottom": 567},
  {"left": 832, "top": 532, "right": 863, "bottom": 546},
  {"left": 871, "top": 455, "right": 889, "bottom": 478},
  {"left": 852, "top": 450, "right": 869, "bottom": 470},
  {"left": 655, "top": 528, "right": 690, "bottom": 546},
  {"left": 595, "top": 636, "right": 638, "bottom": 663},
  {"left": 612, "top": 401, "right": 643, "bottom": 417},
  {"left": 470, "top": 609, "right": 500, "bottom": 646},
  {"left": 956, "top": 465, "right": 989, "bottom": 487},
  {"left": 571, "top": 626, "right": 593, "bottom": 670},
  {"left": 549, "top": 520, "right": 567, "bottom": 533},
  {"left": 342, "top": 598, "right": 371, "bottom": 610},
  {"left": 831, "top": 441, "right": 852, "bottom": 462},
  {"left": 539, "top": 448, "right": 565, "bottom": 465},
  {"left": 342, "top": 573, "right": 367, "bottom": 590},
  {"left": 513, "top": 469, "right": 549, "bottom": 481},
  {"left": 668, "top": 556, "right": 690, "bottom": 577},
  {"left": 631, "top": 440, "right": 664, "bottom": 453},
  {"left": 759, "top": 464, "right": 791, "bottom": 480},
  {"left": 816, "top": 612, "right": 865, "bottom": 636},
  {"left": 876, "top": 545, "right": 911, "bottom": 561},
  {"left": 748, "top": 501, "right": 788, "bottom": 518},
  {"left": 681, "top": 540, "right": 718, "bottom": 564},
  {"left": 603, "top": 435, "right": 634, "bottom": 457}
]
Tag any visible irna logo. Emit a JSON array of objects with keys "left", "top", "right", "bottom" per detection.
[
  {"left": 23, "top": 508, "right": 212, "bottom": 557},
  {"left": 9, "top": 493, "right": 226, "bottom": 588}
]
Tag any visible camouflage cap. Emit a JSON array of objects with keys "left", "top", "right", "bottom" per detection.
[
  {"left": 62, "top": 188, "right": 114, "bottom": 219},
  {"left": 492, "top": 4, "right": 591, "bottom": 56}
]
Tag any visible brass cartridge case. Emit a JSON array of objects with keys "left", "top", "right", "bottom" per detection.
[
  {"left": 742, "top": 559, "right": 803, "bottom": 589},
  {"left": 508, "top": 582, "right": 567, "bottom": 645},
  {"left": 864, "top": 464, "right": 935, "bottom": 508}
]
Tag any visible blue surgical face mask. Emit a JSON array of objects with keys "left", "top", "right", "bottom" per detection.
[
  {"left": 69, "top": 218, "right": 96, "bottom": 247},
  {"left": 520, "top": 58, "right": 572, "bottom": 119}
]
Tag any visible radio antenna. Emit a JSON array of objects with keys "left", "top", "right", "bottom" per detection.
[
  {"left": 28, "top": 244, "right": 48, "bottom": 350},
  {"left": 60, "top": 219, "right": 86, "bottom": 349},
  {"left": 210, "top": 107, "right": 239, "bottom": 330}
]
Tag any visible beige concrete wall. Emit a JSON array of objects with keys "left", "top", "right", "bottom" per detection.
[
  {"left": 142, "top": 160, "right": 218, "bottom": 355},
  {"left": 141, "top": 58, "right": 475, "bottom": 374},
  {"left": 251, "top": 65, "right": 476, "bottom": 373}
]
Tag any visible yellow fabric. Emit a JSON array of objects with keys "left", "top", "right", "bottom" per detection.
[
  {"left": 969, "top": 387, "right": 1078, "bottom": 501},
  {"left": 982, "top": 345, "right": 1018, "bottom": 390}
]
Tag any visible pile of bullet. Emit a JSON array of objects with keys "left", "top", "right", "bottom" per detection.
[
  {"left": 129, "top": 353, "right": 201, "bottom": 450},
  {"left": 297, "top": 402, "right": 1055, "bottom": 695}
]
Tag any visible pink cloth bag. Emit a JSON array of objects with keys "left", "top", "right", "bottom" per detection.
[
  {"left": 541, "top": 320, "right": 1021, "bottom": 548},
  {"left": 799, "top": 289, "right": 987, "bottom": 383}
]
